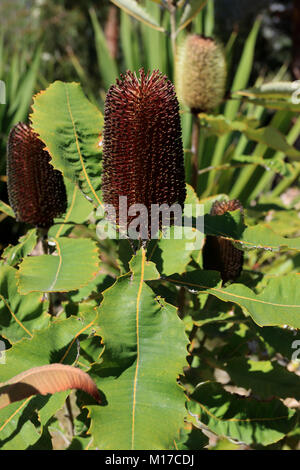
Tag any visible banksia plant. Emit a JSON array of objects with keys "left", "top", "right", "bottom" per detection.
[
  {"left": 102, "top": 69, "right": 186, "bottom": 238},
  {"left": 176, "top": 34, "right": 227, "bottom": 113},
  {"left": 7, "top": 122, "right": 67, "bottom": 229},
  {"left": 202, "top": 199, "right": 244, "bottom": 283}
]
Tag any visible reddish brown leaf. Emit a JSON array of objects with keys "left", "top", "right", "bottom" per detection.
[{"left": 0, "top": 364, "right": 101, "bottom": 410}]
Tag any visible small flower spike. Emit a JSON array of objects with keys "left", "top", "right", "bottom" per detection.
[
  {"left": 7, "top": 122, "right": 67, "bottom": 228},
  {"left": 176, "top": 34, "right": 227, "bottom": 113}
]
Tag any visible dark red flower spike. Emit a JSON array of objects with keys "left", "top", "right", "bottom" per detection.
[
  {"left": 7, "top": 122, "right": 67, "bottom": 228},
  {"left": 102, "top": 69, "right": 186, "bottom": 237}
]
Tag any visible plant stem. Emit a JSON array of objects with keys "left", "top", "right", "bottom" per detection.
[
  {"left": 191, "top": 111, "right": 201, "bottom": 192},
  {"left": 167, "top": 0, "right": 177, "bottom": 59},
  {"left": 37, "top": 227, "right": 49, "bottom": 254}
]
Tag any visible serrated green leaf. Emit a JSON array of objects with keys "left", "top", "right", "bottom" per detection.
[
  {"left": 239, "top": 81, "right": 300, "bottom": 99},
  {"left": 88, "top": 248, "right": 188, "bottom": 450},
  {"left": 225, "top": 358, "right": 300, "bottom": 401},
  {"left": 189, "top": 381, "right": 296, "bottom": 446},
  {"left": 0, "top": 265, "right": 49, "bottom": 343},
  {"left": 30, "top": 81, "right": 103, "bottom": 207},
  {"left": 0, "top": 200, "right": 15, "bottom": 219},
  {"left": 148, "top": 225, "right": 198, "bottom": 276},
  {"left": 17, "top": 238, "right": 99, "bottom": 294},
  {"left": 204, "top": 211, "right": 300, "bottom": 252},
  {"left": 199, "top": 113, "right": 300, "bottom": 159},
  {"left": 206, "top": 19, "right": 261, "bottom": 192},
  {"left": 0, "top": 309, "right": 98, "bottom": 382},
  {"left": 172, "top": 424, "right": 208, "bottom": 450},
  {"left": 89, "top": 8, "right": 119, "bottom": 90},
  {"left": 255, "top": 326, "right": 300, "bottom": 359}
]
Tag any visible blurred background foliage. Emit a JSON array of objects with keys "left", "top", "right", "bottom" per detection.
[{"left": 0, "top": 0, "right": 299, "bottom": 252}]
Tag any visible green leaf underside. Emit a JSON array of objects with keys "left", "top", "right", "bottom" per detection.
[
  {"left": 190, "top": 382, "right": 296, "bottom": 446},
  {"left": 167, "top": 271, "right": 300, "bottom": 329},
  {"left": 30, "top": 81, "right": 103, "bottom": 207},
  {"left": 0, "top": 265, "right": 49, "bottom": 343},
  {"left": 17, "top": 237, "right": 99, "bottom": 294},
  {"left": 88, "top": 249, "right": 188, "bottom": 450}
]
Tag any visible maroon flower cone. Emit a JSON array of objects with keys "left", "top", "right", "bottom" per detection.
[
  {"left": 7, "top": 122, "right": 67, "bottom": 228},
  {"left": 202, "top": 199, "right": 244, "bottom": 283},
  {"left": 102, "top": 69, "right": 186, "bottom": 238}
]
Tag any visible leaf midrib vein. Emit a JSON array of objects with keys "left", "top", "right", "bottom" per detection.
[
  {"left": 64, "top": 84, "right": 102, "bottom": 208},
  {"left": 131, "top": 248, "right": 146, "bottom": 449}
]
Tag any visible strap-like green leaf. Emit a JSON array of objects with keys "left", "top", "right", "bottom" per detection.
[
  {"left": 110, "top": 0, "right": 165, "bottom": 31},
  {"left": 88, "top": 248, "right": 188, "bottom": 450},
  {"left": 30, "top": 81, "right": 103, "bottom": 207},
  {"left": 225, "top": 358, "right": 300, "bottom": 401},
  {"left": 0, "top": 309, "right": 98, "bottom": 449},
  {"left": 17, "top": 238, "right": 99, "bottom": 294},
  {"left": 189, "top": 381, "right": 296, "bottom": 446}
]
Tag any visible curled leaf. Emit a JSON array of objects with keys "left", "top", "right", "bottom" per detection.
[{"left": 0, "top": 364, "right": 101, "bottom": 410}]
